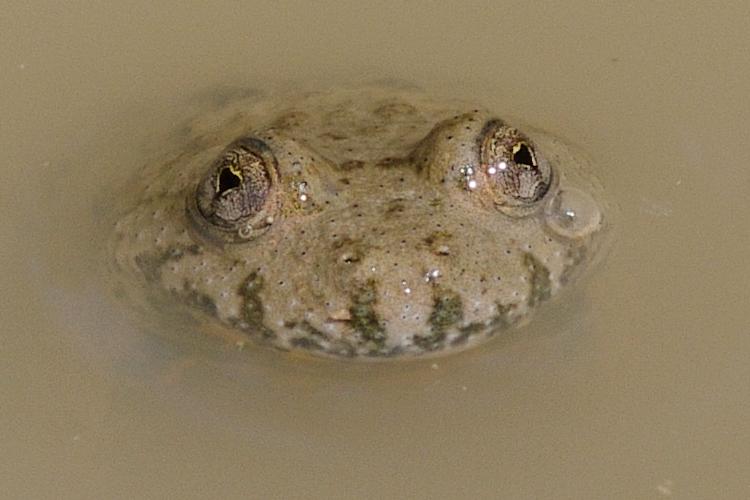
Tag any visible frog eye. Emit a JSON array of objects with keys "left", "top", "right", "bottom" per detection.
[
  {"left": 194, "top": 137, "right": 279, "bottom": 236},
  {"left": 479, "top": 120, "right": 554, "bottom": 214}
]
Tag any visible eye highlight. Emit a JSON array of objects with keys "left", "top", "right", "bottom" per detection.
[
  {"left": 193, "top": 137, "right": 279, "bottom": 238},
  {"left": 480, "top": 120, "right": 554, "bottom": 214}
]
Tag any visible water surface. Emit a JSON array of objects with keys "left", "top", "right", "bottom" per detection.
[{"left": 2, "top": 2, "right": 749, "bottom": 498}]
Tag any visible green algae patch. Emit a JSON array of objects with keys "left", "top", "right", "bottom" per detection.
[
  {"left": 134, "top": 244, "right": 201, "bottom": 283},
  {"left": 415, "top": 287, "right": 464, "bottom": 350},
  {"left": 559, "top": 244, "right": 589, "bottom": 285},
  {"left": 135, "top": 253, "right": 167, "bottom": 283},
  {"left": 430, "top": 287, "right": 464, "bottom": 330},
  {"left": 523, "top": 252, "right": 551, "bottom": 307},
  {"left": 492, "top": 302, "right": 519, "bottom": 329},
  {"left": 349, "top": 279, "right": 386, "bottom": 347},
  {"left": 451, "top": 321, "right": 486, "bottom": 346},
  {"left": 290, "top": 336, "right": 324, "bottom": 351},
  {"left": 299, "top": 320, "right": 327, "bottom": 340},
  {"left": 181, "top": 287, "right": 218, "bottom": 317},
  {"left": 238, "top": 271, "right": 273, "bottom": 338}
]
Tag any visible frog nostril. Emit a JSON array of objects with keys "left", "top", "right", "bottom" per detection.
[{"left": 341, "top": 253, "right": 361, "bottom": 264}]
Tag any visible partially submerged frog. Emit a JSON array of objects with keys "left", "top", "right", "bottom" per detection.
[{"left": 111, "top": 85, "right": 606, "bottom": 359}]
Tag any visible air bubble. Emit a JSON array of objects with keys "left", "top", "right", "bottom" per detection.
[{"left": 544, "top": 188, "right": 601, "bottom": 238}]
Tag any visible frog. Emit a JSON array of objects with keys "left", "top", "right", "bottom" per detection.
[{"left": 110, "top": 85, "right": 607, "bottom": 359}]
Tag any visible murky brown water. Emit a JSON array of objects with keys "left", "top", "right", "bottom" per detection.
[{"left": 2, "top": 2, "right": 749, "bottom": 498}]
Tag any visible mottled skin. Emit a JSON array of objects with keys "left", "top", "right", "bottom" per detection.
[{"left": 111, "top": 86, "right": 606, "bottom": 359}]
